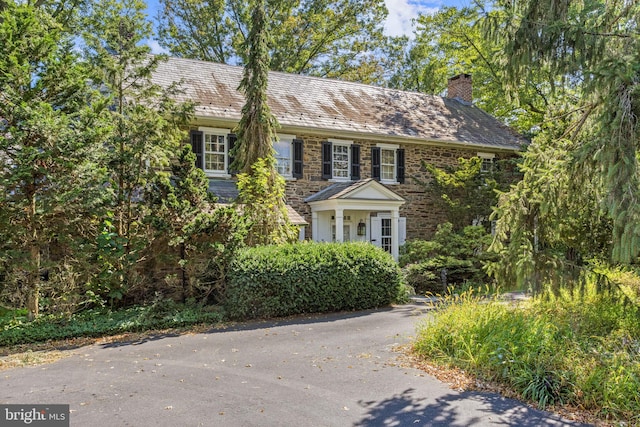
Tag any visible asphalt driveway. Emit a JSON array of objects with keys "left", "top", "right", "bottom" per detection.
[{"left": 1, "top": 302, "right": 589, "bottom": 426}]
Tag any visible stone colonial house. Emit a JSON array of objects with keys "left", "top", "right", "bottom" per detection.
[{"left": 152, "top": 57, "right": 526, "bottom": 259}]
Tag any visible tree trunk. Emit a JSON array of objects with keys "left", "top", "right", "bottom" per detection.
[{"left": 26, "top": 187, "right": 40, "bottom": 321}]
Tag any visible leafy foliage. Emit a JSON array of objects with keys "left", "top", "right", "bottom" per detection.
[
  {"left": 387, "top": 4, "right": 548, "bottom": 133},
  {"left": 489, "top": 0, "right": 640, "bottom": 265},
  {"left": 224, "top": 242, "right": 405, "bottom": 320},
  {"left": 489, "top": 134, "right": 612, "bottom": 293},
  {"left": 181, "top": 207, "right": 247, "bottom": 304},
  {"left": 155, "top": 0, "right": 391, "bottom": 80},
  {"left": 414, "top": 283, "right": 640, "bottom": 421},
  {"left": 417, "top": 156, "right": 516, "bottom": 232},
  {"left": 400, "top": 223, "right": 496, "bottom": 294}
]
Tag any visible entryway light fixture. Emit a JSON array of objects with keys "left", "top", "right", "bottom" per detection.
[{"left": 357, "top": 219, "right": 366, "bottom": 236}]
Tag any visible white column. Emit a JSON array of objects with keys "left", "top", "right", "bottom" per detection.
[
  {"left": 391, "top": 208, "right": 399, "bottom": 260},
  {"left": 335, "top": 208, "right": 344, "bottom": 242},
  {"left": 312, "top": 211, "right": 319, "bottom": 242}
]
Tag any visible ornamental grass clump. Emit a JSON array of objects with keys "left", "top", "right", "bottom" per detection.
[{"left": 413, "top": 285, "right": 640, "bottom": 423}]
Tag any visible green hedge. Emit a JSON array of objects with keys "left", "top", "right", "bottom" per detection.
[{"left": 224, "top": 242, "right": 404, "bottom": 320}]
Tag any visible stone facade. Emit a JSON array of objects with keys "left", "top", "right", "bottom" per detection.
[{"left": 284, "top": 132, "right": 503, "bottom": 241}]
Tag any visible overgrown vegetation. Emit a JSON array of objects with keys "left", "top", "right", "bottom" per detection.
[
  {"left": 224, "top": 242, "right": 407, "bottom": 320},
  {"left": 400, "top": 223, "right": 496, "bottom": 294},
  {"left": 414, "top": 279, "right": 640, "bottom": 424}
]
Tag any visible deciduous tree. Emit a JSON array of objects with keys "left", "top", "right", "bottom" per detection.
[{"left": 155, "top": 0, "right": 391, "bottom": 80}]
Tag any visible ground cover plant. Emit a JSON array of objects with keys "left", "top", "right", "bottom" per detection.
[
  {"left": 413, "top": 281, "right": 640, "bottom": 424},
  {"left": 0, "top": 300, "right": 223, "bottom": 347}
]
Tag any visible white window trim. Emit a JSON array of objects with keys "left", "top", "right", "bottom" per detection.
[
  {"left": 274, "top": 133, "right": 296, "bottom": 179},
  {"left": 477, "top": 152, "right": 496, "bottom": 173},
  {"left": 377, "top": 143, "right": 400, "bottom": 184},
  {"left": 329, "top": 138, "right": 353, "bottom": 182},
  {"left": 199, "top": 127, "right": 231, "bottom": 178}
]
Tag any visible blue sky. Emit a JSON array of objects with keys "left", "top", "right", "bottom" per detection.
[{"left": 144, "top": 0, "right": 472, "bottom": 50}]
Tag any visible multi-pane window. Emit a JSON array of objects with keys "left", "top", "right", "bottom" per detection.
[
  {"left": 333, "top": 144, "right": 350, "bottom": 179},
  {"left": 481, "top": 157, "right": 494, "bottom": 173},
  {"left": 204, "top": 133, "right": 226, "bottom": 173},
  {"left": 381, "top": 218, "right": 392, "bottom": 253},
  {"left": 273, "top": 134, "right": 302, "bottom": 178},
  {"left": 274, "top": 139, "right": 292, "bottom": 177},
  {"left": 331, "top": 224, "right": 351, "bottom": 242},
  {"left": 478, "top": 152, "right": 495, "bottom": 173},
  {"left": 381, "top": 149, "right": 395, "bottom": 181}
]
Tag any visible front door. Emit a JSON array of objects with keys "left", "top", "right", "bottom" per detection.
[{"left": 370, "top": 214, "right": 406, "bottom": 255}]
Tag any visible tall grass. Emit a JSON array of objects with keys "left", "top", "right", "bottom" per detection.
[{"left": 414, "top": 285, "right": 640, "bottom": 423}]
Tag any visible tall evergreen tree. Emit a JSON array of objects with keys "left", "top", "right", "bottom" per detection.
[
  {"left": 488, "top": 0, "right": 640, "bottom": 289},
  {"left": 0, "top": 1, "right": 105, "bottom": 319},
  {"left": 232, "top": 0, "right": 296, "bottom": 245},
  {"left": 82, "top": 0, "right": 192, "bottom": 294}
]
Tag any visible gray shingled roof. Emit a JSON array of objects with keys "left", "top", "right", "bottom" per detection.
[
  {"left": 152, "top": 56, "right": 526, "bottom": 151},
  {"left": 304, "top": 179, "right": 373, "bottom": 203},
  {"left": 209, "top": 179, "right": 307, "bottom": 225}
]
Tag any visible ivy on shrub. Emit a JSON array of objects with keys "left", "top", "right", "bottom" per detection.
[{"left": 224, "top": 242, "right": 404, "bottom": 320}]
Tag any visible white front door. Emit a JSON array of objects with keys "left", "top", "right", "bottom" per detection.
[{"left": 370, "top": 214, "right": 406, "bottom": 254}]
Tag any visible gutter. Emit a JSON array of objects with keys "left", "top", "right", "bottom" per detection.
[{"left": 193, "top": 115, "right": 525, "bottom": 154}]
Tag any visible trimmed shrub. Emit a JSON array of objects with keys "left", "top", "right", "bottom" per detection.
[{"left": 224, "top": 242, "right": 404, "bottom": 320}]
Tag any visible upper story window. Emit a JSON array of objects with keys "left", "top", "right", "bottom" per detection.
[
  {"left": 274, "top": 134, "right": 303, "bottom": 179},
  {"left": 477, "top": 152, "right": 495, "bottom": 173},
  {"left": 372, "top": 144, "right": 405, "bottom": 184},
  {"left": 190, "top": 127, "right": 234, "bottom": 177},
  {"left": 332, "top": 142, "right": 350, "bottom": 179},
  {"left": 322, "top": 139, "right": 360, "bottom": 181}
]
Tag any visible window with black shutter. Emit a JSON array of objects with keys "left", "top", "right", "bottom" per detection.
[
  {"left": 371, "top": 147, "right": 381, "bottom": 180},
  {"left": 396, "top": 148, "right": 405, "bottom": 183},
  {"left": 293, "top": 139, "right": 304, "bottom": 178},
  {"left": 322, "top": 141, "right": 332, "bottom": 180},
  {"left": 351, "top": 145, "right": 360, "bottom": 180}
]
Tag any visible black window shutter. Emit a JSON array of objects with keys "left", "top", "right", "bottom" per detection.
[
  {"left": 190, "top": 130, "right": 204, "bottom": 169},
  {"left": 293, "top": 138, "right": 304, "bottom": 179},
  {"left": 351, "top": 144, "right": 360, "bottom": 180},
  {"left": 227, "top": 133, "right": 237, "bottom": 174},
  {"left": 371, "top": 147, "right": 381, "bottom": 180},
  {"left": 322, "top": 141, "right": 332, "bottom": 180},
  {"left": 397, "top": 148, "right": 405, "bottom": 183}
]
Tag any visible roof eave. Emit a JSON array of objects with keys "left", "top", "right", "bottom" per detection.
[{"left": 193, "top": 114, "right": 525, "bottom": 154}]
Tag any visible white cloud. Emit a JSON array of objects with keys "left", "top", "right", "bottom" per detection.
[
  {"left": 384, "top": 0, "right": 439, "bottom": 38},
  {"left": 146, "top": 39, "right": 169, "bottom": 55}
]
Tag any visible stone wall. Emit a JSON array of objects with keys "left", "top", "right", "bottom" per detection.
[{"left": 284, "top": 133, "right": 509, "bottom": 241}]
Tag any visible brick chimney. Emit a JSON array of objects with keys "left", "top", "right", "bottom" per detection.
[{"left": 447, "top": 73, "right": 473, "bottom": 103}]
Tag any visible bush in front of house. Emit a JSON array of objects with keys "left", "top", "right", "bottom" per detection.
[
  {"left": 399, "top": 223, "right": 496, "bottom": 294},
  {"left": 224, "top": 242, "right": 405, "bottom": 320}
]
